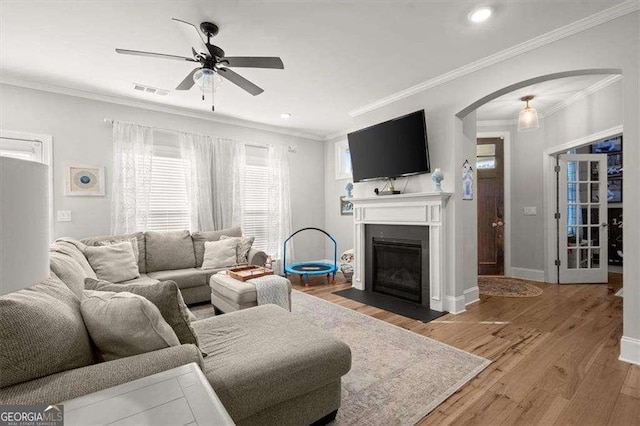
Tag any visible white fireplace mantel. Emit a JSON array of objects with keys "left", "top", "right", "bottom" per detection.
[{"left": 350, "top": 192, "right": 452, "bottom": 312}]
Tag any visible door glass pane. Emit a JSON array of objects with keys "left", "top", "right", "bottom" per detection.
[
  {"left": 477, "top": 157, "right": 496, "bottom": 169},
  {"left": 567, "top": 228, "right": 577, "bottom": 247},
  {"left": 476, "top": 144, "right": 496, "bottom": 156},
  {"left": 577, "top": 227, "right": 588, "bottom": 245},
  {"left": 579, "top": 183, "right": 589, "bottom": 203},
  {"left": 591, "top": 226, "right": 600, "bottom": 246},
  {"left": 567, "top": 183, "right": 577, "bottom": 202},
  {"left": 590, "top": 161, "right": 600, "bottom": 180},
  {"left": 568, "top": 248, "right": 577, "bottom": 269},
  {"left": 579, "top": 248, "right": 589, "bottom": 269},
  {"left": 591, "top": 249, "right": 600, "bottom": 268},
  {"left": 591, "top": 207, "right": 599, "bottom": 225},
  {"left": 578, "top": 161, "right": 589, "bottom": 181},
  {"left": 591, "top": 183, "right": 599, "bottom": 203},
  {"left": 579, "top": 207, "right": 589, "bottom": 225}
]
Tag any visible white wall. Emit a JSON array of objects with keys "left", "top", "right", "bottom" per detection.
[
  {"left": 324, "top": 138, "right": 354, "bottom": 259},
  {"left": 0, "top": 84, "right": 326, "bottom": 261},
  {"left": 322, "top": 12, "right": 639, "bottom": 353}
]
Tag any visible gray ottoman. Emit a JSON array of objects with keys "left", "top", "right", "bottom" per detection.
[{"left": 210, "top": 272, "right": 292, "bottom": 313}]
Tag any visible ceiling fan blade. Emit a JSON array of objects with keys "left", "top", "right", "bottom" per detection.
[
  {"left": 172, "top": 18, "right": 210, "bottom": 56},
  {"left": 221, "top": 57, "right": 284, "bottom": 69},
  {"left": 115, "top": 48, "right": 197, "bottom": 62},
  {"left": 176, "top": 68, "right": 201, "bottom": 90},
  {"left": 218, "top": 68, "right": 264, "bottom": 96}
]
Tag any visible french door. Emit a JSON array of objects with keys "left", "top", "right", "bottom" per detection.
[{"left": 558, "top": 154, "right": 608, "bottom": 283}]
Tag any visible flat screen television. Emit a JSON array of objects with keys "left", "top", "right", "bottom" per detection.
[{"left": 347, "top": 110, "right": 430, "bottom": 182}]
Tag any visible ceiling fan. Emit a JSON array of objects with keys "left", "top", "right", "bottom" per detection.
[{"left": 115, "top": 18, "right": 284, "bottom": 111}]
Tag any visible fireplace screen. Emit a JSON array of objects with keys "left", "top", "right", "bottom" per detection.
[{"left": 372, "top": 239, "right": 422, "bottom": 303}]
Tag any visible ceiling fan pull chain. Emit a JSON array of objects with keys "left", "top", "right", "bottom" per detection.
[{"left": 211, "top": 79, "right": 215, "bottom": 111}]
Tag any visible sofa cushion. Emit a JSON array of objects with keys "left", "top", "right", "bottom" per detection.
[
  {"left": 81, "top": 232, "right": 147, "bottom": 274},
  {"left": 192, "top": 305, "right": 351, "bottom": 421},
  {"left": 81, "top": 290, "right": 180, "bottom": 361},
  {"left": 97, "top": 237, "right": 140, "bottom": 266},
  {"left": 147, "top": 268, "right": 219, "bottom": 290},
  {"left": 145, "top": 230, "right": 196, "bottom": 272},
  {"left": 85, "top": 278, "right": 199, "bottom": 347},
  {"left": 220, "top": 235, "right": 255, "bottom": 264},
  {"left": 49, "top": 251, "right": 89, "bottom": 299},
  {"left": 50, "top": 238, "right": 97, "bottom": 278},
  {"left": 192, "top": 227, "right": 243, "bottom": 267},
  {"left": 0, "top": 274, "right": 94, "bottom": 388},
  {"left": 202, "top": 239, "right": 238, "bottom": 270},
  {"left": 84, "top": 242, "right": 140, "bottom": 283},
  {"left": 119, "top": 274, "right": 160, "bottom": 286}
]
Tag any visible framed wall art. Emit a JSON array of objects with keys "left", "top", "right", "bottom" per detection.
[{"left": 65, "top": 165, "right": 105, "bottom": 196}]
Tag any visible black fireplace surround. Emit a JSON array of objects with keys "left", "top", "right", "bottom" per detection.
[{"left": 365, "top": 224, "right": 430, "bottom": 308}]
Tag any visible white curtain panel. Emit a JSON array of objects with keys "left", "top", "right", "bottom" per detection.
[
  {"left": 213, "top": 138, "right": 244, "bottom": 230},
  {"left": 111, "top": 121, "right": 154, "bottom": 234},
  {"left": 180, "top": 132, "right": 215, "bottom": 232},
  {"left": 266, "top": 145, "right": 293, "bottom": 263}
]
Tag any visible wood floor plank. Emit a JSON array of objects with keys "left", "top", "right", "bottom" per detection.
[
  {"left": 606, "top": 394, "right": 640, "bottom": 426},
  {"left": 500, "top": 388, "right": 570, "bottom": 426},
  {"left": 620, "top": 366, "right": 640, "bottom": 399},
  {"left": 553, "top": 363, "right": 628, "bottom": 426}
]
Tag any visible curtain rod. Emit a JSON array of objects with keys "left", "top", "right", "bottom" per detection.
[{"left": 103, "top": 118, "right": 296, "bottom": 153}]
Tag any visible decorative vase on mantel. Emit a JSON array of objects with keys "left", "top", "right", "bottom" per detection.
[{"left": 432, "top": 168, "right": 444, "bottom": 192}]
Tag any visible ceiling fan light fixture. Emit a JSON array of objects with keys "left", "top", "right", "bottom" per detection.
[
  {"left": 518, "top": 95, "right": 539, "bottom": 132},
  {"left": 193, "top": 68, "right": 223, "bottom": 91},
  {"left": 468, "top": 7, "right": 493, "bottom": 24}
]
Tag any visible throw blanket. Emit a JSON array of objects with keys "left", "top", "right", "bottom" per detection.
[{"left": 249, "top": 275, "right": 290, "bottom": 311}]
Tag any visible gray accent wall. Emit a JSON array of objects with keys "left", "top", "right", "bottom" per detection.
[{"left": 0, "top": 84, "right": 326, "bottom": 262}]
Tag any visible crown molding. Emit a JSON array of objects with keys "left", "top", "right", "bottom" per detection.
[
  {"left": 0, "top": 77, "right": 325, "bottom": 142},
  {"left": 348, "top": 0, "right": 639, "bottom": 118},
  {"left": 542, "top": 74, "right": 623, "bottom": 117}
]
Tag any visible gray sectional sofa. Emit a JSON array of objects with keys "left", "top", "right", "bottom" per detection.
[
  {"left": 53, "top": 227, "right": 268, "bottom": 304},
  {"left": 1, "top": 228, "right": 352, "bottom": 425}
]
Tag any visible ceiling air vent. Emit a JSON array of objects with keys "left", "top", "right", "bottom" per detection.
[{"left": 132, "top": 83, "right": 169, "bottom": 96}]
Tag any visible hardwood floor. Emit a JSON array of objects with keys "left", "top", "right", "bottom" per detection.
[{"left": 292, "top": 273, "right": 638, "bottom": 426}]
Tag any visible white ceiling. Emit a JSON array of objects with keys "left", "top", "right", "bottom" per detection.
[
  {"left": 0, "top": 1, "right": 627, "bottom": 139},
  {"left": 476, "top": 74, "right": 617, "bottom": 121}
]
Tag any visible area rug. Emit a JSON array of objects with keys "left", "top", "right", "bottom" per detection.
[
  {"left": 291, "top": 290, "right": 490, "bottom": 425},
  {"left": 478, "top": 276, "right": 543, "bottom": 297}
]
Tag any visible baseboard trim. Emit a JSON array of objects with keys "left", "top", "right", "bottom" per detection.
[
  {"left": 619, "top": 336, "right": 640, "bottom": 366},
  {"left": 510, "top": 267, "right": 545, "bottom": 282},
  {"left": 464, "top": 286, "right": 480, "bottom": 306},
  {"left": 445, "top": 295, "right": 467, "bottom": 315}
]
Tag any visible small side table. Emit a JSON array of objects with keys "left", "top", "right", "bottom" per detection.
[{"left": 63, "top": 363, "right": 234, "bottom": 426}]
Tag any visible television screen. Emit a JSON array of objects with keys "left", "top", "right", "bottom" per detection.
[{"left": 347, "top": 110, "right": 430, "bottom": 182}]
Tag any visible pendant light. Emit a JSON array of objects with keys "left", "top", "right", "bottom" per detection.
[{"left": 518, "top": 95, "right": 539, "bottom": 132}]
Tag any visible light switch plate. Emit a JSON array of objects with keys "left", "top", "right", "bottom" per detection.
[
  {"left": 57, "top": 210, "right": 72, "bottom": 222},
  {"left": 523, "top": 206, "right": 537, "bottom": 216}
]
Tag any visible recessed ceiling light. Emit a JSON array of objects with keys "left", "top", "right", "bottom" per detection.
[
  {"left": 468, "top": 7, "right": 493, "bottom": 24},
  {"left": 280, "top": 113, "right": 293, "bottom": 119}
]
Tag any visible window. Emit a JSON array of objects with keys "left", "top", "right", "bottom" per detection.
[
  {"left": 138, "top": 136, "right": 192, "bottom": 232},
  {"left": 335, "top": 140, "right": 352, "bottom": 180},
  {"left": 242, "top": 146, "right": 270, "bottom": 253}
]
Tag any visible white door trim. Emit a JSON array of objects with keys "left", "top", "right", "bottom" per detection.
[
  {"left": 477, "top": 131, "right": 512, "bottom": 276},
  {"left": 542, "top": 125, "right": 623, "bottom": 283},
  {"left": 0, "top": 129, "right": 54, "bottom": 241}
]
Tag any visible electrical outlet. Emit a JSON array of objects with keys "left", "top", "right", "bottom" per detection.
[
  {"left": 523, "top": 206, "right": 537, "bottom": 216},
  {"left": 57, "top": 210, "right": 72, "bottom": 222}
]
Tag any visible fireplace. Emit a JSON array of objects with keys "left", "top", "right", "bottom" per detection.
[{"left": 365, "top": 224, "right": 430, "bottom": 307}]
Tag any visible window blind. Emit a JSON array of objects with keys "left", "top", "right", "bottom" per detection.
[
  {"left": 139, "top": 146, "right": 191, "bottom": 232},
  {"left": 243, "top": 163, "right": 270, "bottom": 253}
]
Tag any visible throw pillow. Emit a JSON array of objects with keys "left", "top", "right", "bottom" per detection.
[
  {"left": 0, "top": 274, "right": 94, "bottom": 387},
  {"left": 84, "top": 242, "right": 140, "bottom": 283},
  {"left": 97, "top": 237, "right": 140, "bottom": 266},
  {"left": 85, "top": 278, "right": 199, "bottom": 347},
  {"left": 220, "top": 235, "right": 255, "bottom": 264},
  {"left": 202, "top": 239, "right": 238, "bottom": 269},
  {"left": 80, "top": 290, "right": 180, "bottom": 361}
]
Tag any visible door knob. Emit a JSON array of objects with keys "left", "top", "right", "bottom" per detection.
[
  {"left": 497, "top": 221, "right": 504, "bottom": 227},
  {"left": 492, "top": 222, "right": 497, "bottom": 227}
]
